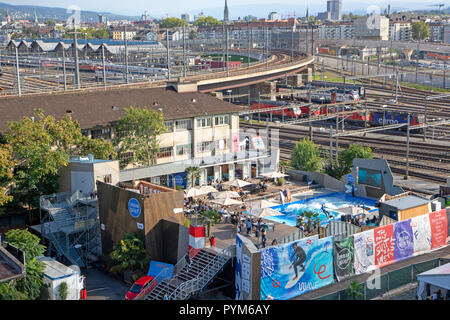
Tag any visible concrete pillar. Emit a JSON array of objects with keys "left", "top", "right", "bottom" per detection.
[
  {"left": 200, "top": 169, "right": 207, "bottom": 186},
  {"left": 402, "top": 49, "right": 413, "bottom": 61},
  {"left": 229, "top": 163, "right": 235, "bottom": 181},
  {"left": 214, "top": 165, "right": 221, "bottom": 182}
]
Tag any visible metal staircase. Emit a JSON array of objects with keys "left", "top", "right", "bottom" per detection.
[{"left": 142, "top": 245, "right": 235, "bottom": 300}]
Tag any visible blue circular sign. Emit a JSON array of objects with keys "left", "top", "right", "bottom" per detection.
[{"left": 128, "top": 198, "right": 141, "bottom": 218}]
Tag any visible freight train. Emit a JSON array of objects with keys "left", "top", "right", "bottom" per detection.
[
  {"left": 277, "top": 83, "right": 362, "bottom": 103},
  {"left": 248, "top": 100, "right": 330, "bottom": 119},
  {"left": 344, "top": 110, "right": 424, "bottom": 132}
]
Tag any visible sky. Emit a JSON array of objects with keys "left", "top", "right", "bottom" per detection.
[{"left": 2, "top": 0, "right": 444, "bottom": 18}]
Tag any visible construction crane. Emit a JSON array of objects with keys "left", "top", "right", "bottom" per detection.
[{"left": 428, "top": 4, "right": 445, "bottom": 12}]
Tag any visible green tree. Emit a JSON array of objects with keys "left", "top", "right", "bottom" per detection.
[
  {"left": 412, "top": 21, "right": 430, "bottom": 41},
  {"left": 0, "top": 144, "right": 14, "bottom": 207},
  {"left": 325, "top": 144, "right": 373, "bottom": 180},
  {"left": 58, "top": 282, "right": 68, "bottom": 300},
  {"left": 185, "top": 166, "right": 201, "bottom": 188},
  {"left": 198, "top": 209, "right": 221, "bottom": 238},
  {"left": 110, "top": 232, "right": 150, "bottom": 275},
  {"left": 0, "top": 281, "right": 28, "bottom": 300},
  {"left": 279, "top": 160, "right": 290, "bottom": 174},
  {"left": 296, "top": 210, "right": 319, "bottom": 233},
  {"left": 160, "top": 17, "right": 186, "bottom": 29},
  {"left": 5, "top": 229, "right": 46, "bottom": 300},
  {"left": 114, "top": 107, "right": 167, "bottom": 168},
  {"left": 290, "top": 138, "right": 323, "bottom": 172},
  {"left": 345, "top": 281, "right": 363, "bottom": 300},
  {"left": 5, "top": 109, "right": 115, "bottom": 208},
  {"left": 193, "top": 16, "right": 222, "bottom": 27},
  {"left": 80, "top": 137, "right": 116, "bottom": 160},
  {"left": 339, "top": 144, "right": 373, "bottom": 173},
  {"left": 189, "top": 30, "right": 198, "bottom": 40}
]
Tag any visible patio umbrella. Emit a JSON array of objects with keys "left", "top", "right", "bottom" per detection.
[
  {"left": 198, "top": 186, "right": 218, "bottom": 194},
  {"left": 211, "top": 198, "right": 244, "bottom": 206},
  {"left": 248, "top": 199, "right": 279, "bottom": 210},
  {"left": 227, "top": 179, "right": 252, "bottom": 188},
  {"left": 213, "top": 191, "right": 241, "bottom": 199},
  {"left": 261, "top": 171, "right": 289, "bottom": 179},
  {"left": 184, "top": 187, "right": 206, "bottom": 198},
  {"left": 249, "top": 208, "right": 282, "bottom": 218}
]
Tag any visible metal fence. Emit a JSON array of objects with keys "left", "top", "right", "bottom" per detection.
[{"left": 315, "top": 257, "right": 450, "bottom": 300}]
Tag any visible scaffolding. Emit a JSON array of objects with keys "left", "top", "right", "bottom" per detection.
[{"left": 39, "top": 191, "right": 101, "bottom": 268}]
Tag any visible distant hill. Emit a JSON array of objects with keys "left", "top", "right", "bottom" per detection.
[{"left": 0, "top": 2, "right": 140, "bottom": 23}]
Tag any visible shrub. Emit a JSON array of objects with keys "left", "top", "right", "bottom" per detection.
[{"left": 58, "top": 282, "right": 68, "bottom": 300}]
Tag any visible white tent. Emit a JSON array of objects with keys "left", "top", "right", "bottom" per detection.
[
  {"left": 211, "top": 198, "right": 244, "bottom": 206},
  {"left": 226, "top": 179, "right": 252, "bottom": 188},
  {"left": 417, "top": 263, "right": 450, "bottom": 299},
  {"left": 248, "top": 208, "right": 282, "bottom": 218},
  {"left": 213, "top": 191, "right": 241, "bottom": 199},
  {"left": 261, "top": 171, "right": 289, "bottom": 179},
  {"left": 248, "top": 199, "right": 279, "bottom": 210}
]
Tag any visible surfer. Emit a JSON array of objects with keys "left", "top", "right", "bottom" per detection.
[
  {"left": 321, "top": 204, "right": 330, "bottom": 219},
  {"left": 289, "top": 242, "right": 307, "bottom": 281}
]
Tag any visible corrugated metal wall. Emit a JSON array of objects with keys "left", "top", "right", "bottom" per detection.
[{"left": 325, "top": 221, "right": 361, "bottom": 241}]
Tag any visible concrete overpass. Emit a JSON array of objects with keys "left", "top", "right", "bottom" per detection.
[{"left": 168, "top": 54, "right": 314, "bottom": 93}]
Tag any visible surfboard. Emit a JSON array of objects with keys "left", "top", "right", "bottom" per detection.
[{"left": 284, "top": 250, "right": 321, "bottom": 289}]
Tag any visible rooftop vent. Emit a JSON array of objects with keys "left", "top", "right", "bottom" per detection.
[
  {"left": 111, "top": 106, "right": 118, "bottom": 110},
  {"left": 191, "top": 98, "right": 196, "bottom": 103},
  {"left": 66, "top": 110, "right": 73, "bottom": 114}
]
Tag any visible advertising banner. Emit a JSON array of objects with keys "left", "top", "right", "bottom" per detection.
[
  {"left": 410, "top": 213, "right": 432, "bottom": 256},
  {"left": 429, "top": 209, "right": 448, "bottom": 250},
  {"left": 235, "top": 235, "right": 243, "bottom": 300},
  {"left": 260, "top": 236, "right": 334, "bottom": 300},
  {"left": 374, "top": 224, "right": 395, "bottom": 268},
  {"left": 333, "top": 236, "right": 354, "bottom": 281},
  {"left": 353, "top": 229, "right": 375, "bottom": 275},
  {"left": 393, "top": 219, "right": 414, "bottom": 262}
]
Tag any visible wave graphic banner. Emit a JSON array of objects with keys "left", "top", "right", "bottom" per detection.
[{"left": 260, "top": 236, "right": 334, "bottom": 300}]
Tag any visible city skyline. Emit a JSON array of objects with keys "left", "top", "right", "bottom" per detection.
[{"left": 1, "top": 0, "right": 445, "bottom": 19}]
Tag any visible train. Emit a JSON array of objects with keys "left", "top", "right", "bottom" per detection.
[
  {"left": 248, "top": 100, "right": 330, "bottom": 119},
  {"left": 344, "top": 110, "right": 424, "bottom": 132},
  {"left": 309, "top": 81, "right": 366, "bottom": 99},
  {"left": 95, "top": 65, "right": 168, "bottom": 80},
  {"left": 277, "top": 83, "right": 361, "bottom": 103}
]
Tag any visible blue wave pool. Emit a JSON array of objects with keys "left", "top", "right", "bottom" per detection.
[{"left": 266, "top": 192, "right": 378, "bottom": 227}]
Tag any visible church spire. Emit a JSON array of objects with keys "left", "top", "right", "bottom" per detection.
[{"left": 224, "top": 0, "right": 229, "bottom": 22}]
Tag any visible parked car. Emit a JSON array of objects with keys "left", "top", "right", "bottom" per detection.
[{"left": 125, "top": 276, "right": 158, "bottom": 300}]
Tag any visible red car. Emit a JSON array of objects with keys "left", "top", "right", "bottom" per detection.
[{"left": 125, "top": 276, "right": 157, "bottom": 300}]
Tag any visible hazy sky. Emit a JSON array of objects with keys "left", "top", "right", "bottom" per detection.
[{"left": 3, "top": 0, "right": 443, "bottom": 17}]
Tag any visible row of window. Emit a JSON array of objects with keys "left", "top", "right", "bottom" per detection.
[
  {"left": 164, "top": 115, "right": 230, "bottom": 132},
  {"left": 120, "top": 139, "right": 229, "bottom": 161}
]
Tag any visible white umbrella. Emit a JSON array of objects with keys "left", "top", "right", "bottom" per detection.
[
  {"left": 261, "top": 171, "right": 289, "bottom": 179},
  {"left": 249, "top": 208, "right": 282, "bottom": 218},
  {"left": 227, "top": 179, "right": 252, "bottom": 188},
  {"left": 248, "top": 199, "right": 279, "bottom": 210},
  {"left": 184, "top": 187, "right": 206, "bottom": 198},
  {"left": 211, "top": 198, "right": 244, "bottom": 206},
  {"left": 213, "top": 191, "right": 241, "bottom": 199},
  {"left": 198, "top": 186, "right": 218, "bottom": 194}
]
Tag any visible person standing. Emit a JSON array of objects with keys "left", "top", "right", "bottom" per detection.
[
  {"left": 246, "top": 219, "right": 252, "bottom": 235},
  {"left": 185, "top": 253, "right": 191, "bottom": 271},
  {"left": 261, "top": 228, "right": 267, "bottom": 248}
]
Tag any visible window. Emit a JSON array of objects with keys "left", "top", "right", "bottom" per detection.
[
  {"left": 120, "top": 152, "right": 134, "bottom": 162},
  {"left": 164, "top": 121, "right": 173, "bottom": 132},
  {"left": 196, "top": 117, "right": 211, "bottom": 128},
  {"left": 157, "top": 147, "right": 173, "bottom": 158},
  {"left": 215, "top": 139, "right": 228, "bottom": 150},
  {"left": 175, "top": 119, "right": 192, "bottom": 131},
  {"left": 176, "top": 144, "right": 190, "bottom": 156},
  {"left": 91, "top": 128, "right": 111, "bottom": 139},
  {"left": 103, "top": 174, "right": 112, "bottom": 184},
  {"left": 214, "top": 115, "right": 229, "bottom": 126},
  {"left": 197, "top": 141, "right": 214, "bottom": 153}
]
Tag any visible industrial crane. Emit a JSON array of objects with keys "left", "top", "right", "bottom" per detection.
[{"left": 428, "top": 4, "right": 445, "bottom": 12}]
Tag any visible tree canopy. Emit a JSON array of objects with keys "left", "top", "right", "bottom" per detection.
[
  {"left": 110, "top": 232, "right": 150, "bottom": 276},
  {"left": 290, "top": 138, "right": 323, "bottom": 172},
  {"left": 411, "top": 21, "right": 430, "bottom": 41},
  {"left": 0, "top": 144, "right": 14, "bottom": 206},
  {"left": 114, "top": 107, "right": 167, "bottom": 168},
  {"left": 5, "top": 109, "right": 115, "bottom": 208},
  {"left": 193, "top": 16, "right": 222, "bottom": 27},
  {"left": 160, "top": 17, "right": 187, "bottom": 29}
]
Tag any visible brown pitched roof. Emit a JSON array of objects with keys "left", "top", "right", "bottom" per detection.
[{"left": 0, "top": 87, "right": 245, "bottom": 132}]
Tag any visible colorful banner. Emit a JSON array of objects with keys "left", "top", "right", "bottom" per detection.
[
  {"left": 353, "top": 229, "right": 375, "bottom": 275},
  {"left": 260, "top": 236, "right": 334, "bottom": 300},
  {"left": 410, "top": 213, "right": 432, "bottom": 256},
  {"left": 393, "top": 219, "right": 414, "bottom": 262},
  {"left": 429, "top": 209, "right": 448, "bottom": 250},
  {"left": 333, "top": 236, "right": 354, "bottom": 281},
  {"left": 374, "top": 224, "right": 395, "bottom": 268},
  {"left": 235, "top": 235, "right": 243, "bottom": 300}
]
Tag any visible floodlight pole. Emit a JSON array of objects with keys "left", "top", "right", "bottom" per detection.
[
  {"left": 404, "top": 113, "right": 410, "bottom": 180},
  {"left": 15, "top": 46, "right": 21, "bottom": 96}
]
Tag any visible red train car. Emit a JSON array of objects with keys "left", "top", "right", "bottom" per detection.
[{"left": 249, "top": 100, "right": 305, "bottom": 118}]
